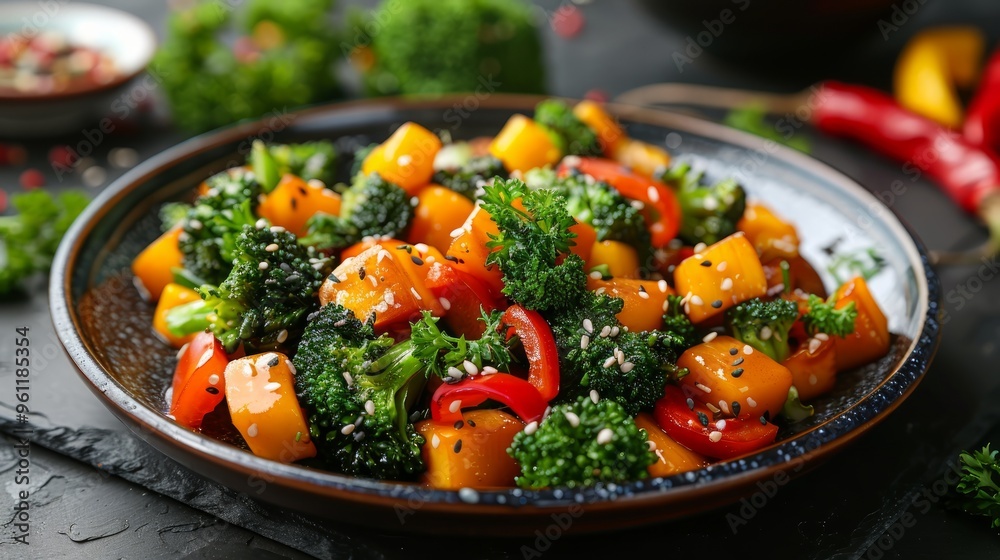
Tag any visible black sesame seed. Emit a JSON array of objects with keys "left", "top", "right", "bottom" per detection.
[
  {"left": 729, "top": 348, "right": 738, "bottom": 355},
  {"left": 454, "top": 420, "right": 464, "bottom": 430},
  {"left": 639, "top": 285, "right": 647, "bottom": 293},
  {"left": 298, "top": 186, "right": 308, "bottom": 196},
  {"left": 700, "top": 260, "right": 712, "bottom": 267},
  {"left": 697, "top": 411, "right": 709, "bottom": 427},
  {"left": 731, "top": 368, "right": 744, "bottom": 378},
  {"left": 268, "top": 356, "right": 279, "bottom": 367},
  {"left": 445, "top": 255, "right": 459, "bottom": 262},
  {"left": 359, "top": 267, "right": 366, "bottom": 280},
  {"left": 290, "top": 197, "right": 298, "bottom": 210},
  {"left": 411, "top": 255, "right": 424, "bottom": 266},
  {"left": 206, "top": 386, "right": 219, "bottom": 395},
  {"left": 760, "top": 415, "right": 768, "bottom": 425},
  {"left": 467, "top": 420, "right": 476, "bottom": 427},
  {"left": 711, "top": 300, "right": 723, "bottom": 309},
  {"left": 454, "top": 439, "right": 463, "bottom": 453},
  {"left": 686, "top": 397, "right": 695, "bottom": 410},
  {"left": 732, "top": 401, "right": 741, "bottom": 416},
  {"left": 327, "top": 273, "right": 340, "bottom": 284},
  {"left": 731, "top": 357, "right": 744, "bottom": 366}
]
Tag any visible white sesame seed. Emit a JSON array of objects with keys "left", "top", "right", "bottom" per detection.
[
  {"left": 377, "top": 249, "right": 392, "bottom": 263},
  {"left": 397, "top": 154, "right": 413, "bottom": 166},
  {"left": 603, "top": 356, "right": 617, "bottom": 368},
  {"left": 247, "top": 423, "right": 259, "bottom": 438},
  {"left": 647, "top": 185, "right": 660, "bottom": 203},
  {"left": 583, "top": 318, "right": 594, "bottom": 333},
  {"left": 431, "top": 434, "right": 441, "bottom": 448},
  {"left": 703, "top": 197, "right": 719, "bottom": 211},
  {"left": 414, "top": 243, "right": 429, "bottom": 253},
  {"left": 647, "top": 440, "right": 658, "bottom": 451},
  {"left": 264, "top": 382, "right": 281, "bottom": 392},
  {"left": 690, "top": 295, "right": 704, "bottom": 306},
  {"left": 524, "top": 421, "right": 539, "bottom": 436},
  {"left": 341, "top": 424, "right": 356, "bottom": 435},
  {"left": 595, "top": 287, "right": 606, "bottom": 295},
  {"left": 747, "top": 397, "right": 758, "bottom": 407},
  {"left": 599, "top": 325, "right": 611, "bottom": 338},
  {"left": 450, "top": 227, "right": 466, "bottom": 238},
  {"left": 739, "top": 386, "right": 749, "bottom": 393},
  {"left": 696, "top": 382, "right": 712, "bottom": 394},
  {"left": 270, "top": 226, "right": 285, "bottom": 233},
  {"left": 447, "top": 367, "right": 465, "bottom": 379},
  {"left": 630, "top": 200, "right": 645, "bottom": 210},
  {"left": 743, "top": 345, "right": 754, "bottom": 355},
  {"left": 615, "top": 348, "right": 625, "bottom": 365},
  {"left": 720, "top": 277, "right": 733, "bottom": 291},
  {"left": 384, "top": 291, "right": 395, "bottom": 306},
  {"left": 610, "top": 326, "right": 620, "bottom": 337},
  {"left": 343, "top": 371, "right": 354, "bottom": 386},
  {"left": 196, "top": 348, "right": 214, "bottom": 369},
  {"left": 265, "top": 243, "right": 279, "bottom": 252},
  {"left": 597, "top": 428, "right": 615, "bottom": 444},
  {"left": 564, "top": 412, "right": 581, "bottom": 427},
  {"left": 255, "top": 218, "right": 267, "bottom": 229},
  {"left": 259, "top": 261, "right": 269, "bottom": 270},
  {"left": 716, "top": 261, "right": 728, "bottom": 272},
  {"left": 449, "top": 400, "right": 462, "bottom": 414},
  {"left": 590, "top": 390, "right": 600, "bottom": 404},
  {"left": 638, "top": 290, "right": 650, "bottom": 299},
  {"left": 760, "top": 326, "right": 773, "bottom": 340},
  {"left": 365, "top": 400, "right": 376, "bottom": 415},
  {"left": 658, "top": 279, "right": 669, "bottom": 293},
  {"left": 410, "top": 286, "right": 422, "bottom": 301},
  {"left": 581, "top": 334, "right": 590, "bottom": 349},
  {"left": 242, "top": 363, "right": 254, "bottom": 378},
  {"left": 208, "top": 374, "right": 219, "bottom": 385},
  {"left": 703, "top": 332, "right": 718, "bottom": 343},
  {"left": 621, "top": 361, "right": 635, "bottom": 373},
  {"left": 719, "top": 400, "right": 730, "bottom": 414},
  {"left": 808, "top": 338, "right": 822, "bottom": 354},
  {"left": 815, "top": 333, "right": 830, "bottom": 341},
  {"left": 694, "top": 243, "right": 707, "bottom": 253},
  {"left": 277, "top": 329, "right": 289, "bottom": 343},
  {"left": 439, "top": 297, "right": 452, "bottom": 310},
  {"left": 709, "top": 430, "right": 722, "bottom": 443},
  {"left": 706, "top": 402, "right": 721, "bottom": 414},
  {"left": 481, "top": 366, "right": 499, "bottom": 375},
  {"left": 463, "top": 360, "right": 479, "bottom": 375},
  {"left": 589, "top": 271, "right": 602, "bottom": 280},
  {"left": 333, "top": 319, "right": 347, "bottom": 327},
  {"left": 176, "top": 343, "right": 189, "bottom": 360},
  {"left": 716, "top": 419, "right": 727, "bottom": 430}
]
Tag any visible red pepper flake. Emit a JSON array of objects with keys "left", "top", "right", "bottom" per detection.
[
  {"left": 48, "top": 145, "right": 76, "bottom": 169},
  {"left": 551, "top": 5, "right": 585, "bottom": 38},
  {"left": 19, "top": 168, "right": 45, "bottom": 190}
]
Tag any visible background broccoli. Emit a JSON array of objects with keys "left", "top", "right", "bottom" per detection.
[
  {"left": 249, "top": 139, "right": 338, "bottom": 192},
  {"left": 432, "top": 147, "right": 507, "bottom": 200},
  {"left": 661, "top": 163, "right": 747, "bottom": 246},
  {"left": 359, "top": 0, "right": 545, "bottom": 96},
  {"left": 725, "top": 297, "right": 800, "bottom": 363},
  {"left": 803, "top": 294, "right": 858, "bottom": 337},
  {"left": 293, "top": 304, "right": 428, "bottom": 479},
  {"left": 508, "top": 396, "right": 655, "bottom": 488},
  {"left": 302, "top": 172, "right": 413, "bottom": 250},
  {"left": 533, "top": 99, "right": 602, "bottom": 156},
  {"left": 169, "top": 223, "right": 330, "bottom": 353}
]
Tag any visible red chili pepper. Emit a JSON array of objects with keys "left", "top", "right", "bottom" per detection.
[
  {"left": 501, "top": 304, "right": 560, "bottom": 401},
  {"left": 654, "top": 386, "right": 778, "bottom": 460},
  {"left": 812, "top": 81, "right": 1000, "bottom": 216},
  {"left": 170, "top": 332, "right": 229, "bottom": 429},
  {"left": 430, "top": 373, "right": 548, "bottom": 425},
  {"left": 963, "top": 49, "right": 1000, "bottom": 154},
  {"left": 558, "top": 157, "right": 682, "bottom": 247}
]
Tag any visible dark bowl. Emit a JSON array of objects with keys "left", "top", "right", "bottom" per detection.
[{"left": 50, "top": 95, "right": 940, "bottom": 535}]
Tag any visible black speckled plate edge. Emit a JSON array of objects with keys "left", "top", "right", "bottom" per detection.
[{"left": 49, "top": 95, "right": 941, "bottom": 535}]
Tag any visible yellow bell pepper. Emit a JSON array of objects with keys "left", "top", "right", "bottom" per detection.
[
  {"left": 894, "top": 26, "right": 985, "bottom": 128},
  {"left": 489, "top": 114, "right": 562, "bottom": 173}
]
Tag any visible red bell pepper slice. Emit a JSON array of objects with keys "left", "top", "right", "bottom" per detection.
[
  {"left": 502, "top": 304, "right": 559, "bottom": 401},
  {"left": 654, "top": 386, "right": 778, "bottom": 460},
  {"left": 170, "top": 331, "right": 229, "bottom": 429},
  {"left": 559, "top": 157, "right": 681, "bottom": 247},
  {"left": 425, "top": 261, "right": 505, "bottom": 339},
  {"left": 431, "top": 373, "right": 548, "bottom": 425}
]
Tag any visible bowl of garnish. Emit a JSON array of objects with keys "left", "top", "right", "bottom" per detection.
[{"left": 0, "top": 3, "right": 155, "bottom": 137}]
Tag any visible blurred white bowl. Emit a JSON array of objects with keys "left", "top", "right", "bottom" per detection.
[{"left": 0, "top": 2, "right": 156, "bottom": 137}]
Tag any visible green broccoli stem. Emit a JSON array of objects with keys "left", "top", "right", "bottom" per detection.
[
  {"left": 165, "top": 300, "right": 212, "bottom": 336},
  {"left": 364, "top": 341, "right": 428, "bottom": 440}
]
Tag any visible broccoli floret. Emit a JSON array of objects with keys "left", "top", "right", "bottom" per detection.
[
  {"left": 249, "top": 139, "right": 338, "bottom": 192},
  {"left": 803, "top": 294, "right": 858, "bottom": 337},
  {"left": 548, "top": 292, "right": 669, "bottom": 415},
  {"left": 480, "top": 178, "right": 588, "bottom": 313},
  {"left": 361, "top": 0, "right": 545, "bottom": 96},
  {"left": 169, "top": 224, "right": 330, "bottom": 353},
  {"left": 662, "top": 294, "right": 698, "bottom": 350},
  {"left": 159, "top": 202, "right": 191, "bottom": 232},
  {"left": 533, "top": 99, "right": 601, "bottom": 156},
  {"left": 176, "top": 171, "right": 262, "bottom": 286},
  {"left": 349, "top": 143, "right": 378, "bottom": 179},
  {"left": 508, "top": 396, "right": 655, "bottom": 488},
  {"left": 725, "top": 298, "right": 799, "bottom": 363},
  {"left": 293, "top": 304, "right": 428, "bottom": 479},
  {"left": 541, "top": 169, "right": 652, "bottom": 264},
  {"left": 409, "top": 310, "right": 513, "bottom": 381},
  {"left": 303, "top": 173, "right": 413, "bottom": 251},
  {"left": 661, "top": 163, "right": 746, "bottom": 246},
  {"left": 432, "top": 149, "right": 507, "bottom": 200}
]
